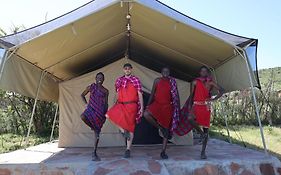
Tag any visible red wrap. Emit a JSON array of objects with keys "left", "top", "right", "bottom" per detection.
[
  {"left": 193, "top": 79, "right": 211, "bottom": 128},
  {"left": 106, "top": 82, "right": 138, "bottom": 132},
  {"left": 147, "top": 78, "right": 173, "bottom": 129}
]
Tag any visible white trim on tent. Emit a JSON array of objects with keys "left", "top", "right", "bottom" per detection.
[
  {"left": 137, "top": 0, "right": 252, "bottom": 47},
  {"left": 0, "top": 0, "right": 253, "bottom": 49}
]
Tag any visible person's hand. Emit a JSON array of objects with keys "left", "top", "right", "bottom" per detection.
[{"left": 140, "top": 107, "right": 144, "bottom": 116}]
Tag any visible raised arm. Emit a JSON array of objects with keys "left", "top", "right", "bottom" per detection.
[
  {"left": 209, "top": 81, "right": 224, "bottom": 101},
  {"left": 81, "top": 86, "right": 90, "bottom": 104},
  {"left": 147, "top": 78, "right": 159, "bottom": 107}
]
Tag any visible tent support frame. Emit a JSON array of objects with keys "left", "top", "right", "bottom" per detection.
[
  {"left": 211, "top": 69, "right": 232, "bottom": 143},
  {"left": 235, "top": 47, "right": 268, "bottom": 155},
  {"left": 50, "top": 104, "right": 59, "bottom": 142},
  {"left": 25, "top": 71, "right": 46, "bottom": 146},
  {"left": 221, "top": 98, "right": 232, "bottom": 143}
]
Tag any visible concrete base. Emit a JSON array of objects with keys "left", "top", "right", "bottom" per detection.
[{"left": 0, "top": 139, "right": 280, "bottom": 175}]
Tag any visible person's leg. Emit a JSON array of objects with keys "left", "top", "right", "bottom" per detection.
[
  {"left": 81, "top": 115, "right": 92, "bottom": 129},
  {"left": 124, "top": 132, "right": 134, "bottom": 158},
  {"left": 144, "top": 111, "right": 170, "bottom": 139},
  {"left": 92, "top": 132, "right": 101, "bottom": 161},
  {"left": 144, "top": 111, "right": 160, "bottom": 128},
  {"left": 160, "top": 137, "right": 169, "bottom": 159},
  {"left": 105, "top": 114, "right": 124, "bottom": 131},
  {"left": 200, "top": 127, "right": 209, "bottom": 159},
  {"left": 188, "top": 114, "right": 204, "bottom": 136}
]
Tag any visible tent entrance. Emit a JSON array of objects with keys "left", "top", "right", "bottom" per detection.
[{"left": 132, "top": 92, "right": 163, "bottom": 144}]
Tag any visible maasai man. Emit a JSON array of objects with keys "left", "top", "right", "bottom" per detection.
[
  {"left": 81, "top": 72, "right": 109, "bottom": 161},
  {"left": 185, "top": 66, "right": 224, "bottom": 159},
  {"left": 144, "top": 67, "right": 180, "bottom": 159},
  {"left": 106, "top": 63, "right": 144, "bottom": 158}
]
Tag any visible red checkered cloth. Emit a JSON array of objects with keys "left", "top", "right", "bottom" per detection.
[
  {"left": 115, "top": 75, "right": 143, "bottom": 123},
  {"left": 174, "top": 97, "right": 194, "bottom": 136}
]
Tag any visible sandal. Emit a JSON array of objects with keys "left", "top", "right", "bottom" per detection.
[
  {"left": 160, "top": 151, "right": 168, "bottom": 159},
  {"left": 124, "top": 149, "right": 131, "bottom": 158}
]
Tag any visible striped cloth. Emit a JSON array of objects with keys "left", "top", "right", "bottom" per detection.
[
  {"left": 169, "top": 77, "right": 180, "bottom": 132},
  {"left": 82, "top": 83, "right": 107, "bottom": 133}
]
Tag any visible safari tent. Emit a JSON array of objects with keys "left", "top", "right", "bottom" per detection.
[{"left": 0, "top": 0, "right": 265, "bottom": 151}]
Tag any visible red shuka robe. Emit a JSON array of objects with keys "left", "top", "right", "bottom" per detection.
[
  {"left": 147, "top": 78, "right": 173, "bottom": 129},
  {"left": 106, "top": 82, "right": 138, "bottom": 132},
  {"left": 193, "top": 79, "right": 211, "bottom": 128}
]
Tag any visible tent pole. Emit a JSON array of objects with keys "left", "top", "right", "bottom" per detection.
[
  {"left": 237, "top": 48, "right": 268, "bottom": 155},
  {"left": 212, "top": 69, "right": 232, "bottom": 143},
  {"left": 25, "top": 71, "right": 45, "bottom": 146},
  {"left": 211, "top": 69, "right": 231, "bottom": 143},
  {"left": 50, "top": 104, "right": 59, "bottom": 142},
  {"left": 221, "top": 98, "right": 232, "bottom": 143}
]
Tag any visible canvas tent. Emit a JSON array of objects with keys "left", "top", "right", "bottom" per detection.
[{"left": 0, "top": 0, "right": 265, "bottom": 151}]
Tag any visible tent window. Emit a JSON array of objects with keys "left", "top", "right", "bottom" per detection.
[
  {"left": 0, "top": 48, "right": 5, "bottom": 63},
  {"left": 246, "top": 46, "right": 257, "bottom": 71},
  {"left": 246, "top": 45, "right": 260, "bottom": 88}
]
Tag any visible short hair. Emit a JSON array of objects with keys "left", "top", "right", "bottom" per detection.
[
  {"left": 162, "top": 66, "right": 170, "bottom": 71},
  {"left": 199, "top": 65, "right": 210, "bottom": 73},
  {"left": 123, "top": 63, "right": 133, "bottom": 69},
  {"left": 96, "top": 72, "right": 104, "bottom": 77}
]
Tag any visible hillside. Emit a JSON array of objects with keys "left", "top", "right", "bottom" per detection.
[{"left": 258, "top": 67, "right": 281, "bottom": 91}]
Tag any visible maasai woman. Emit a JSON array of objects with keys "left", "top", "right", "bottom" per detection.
[
  {"left": 175, "top": 66, "right": 224, "bottom": 159},
  {"left": 144, "top": 67, "right": 180, "bottom": 159},
  {"left": 81, "top": 72, "right": 109, "bottom": 161},
  {"left": 106, "top": 63, "right": 144, "bottom": 158}
]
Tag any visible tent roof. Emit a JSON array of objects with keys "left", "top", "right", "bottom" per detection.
[{"left": 0, "top": 0, "right": 256, "bottom": 82}]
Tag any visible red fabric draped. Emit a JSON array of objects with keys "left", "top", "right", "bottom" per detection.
[
  {"left": 147, "top": 78, "right": 173, "bottom": 129},
  {"left": 193, "top": 79, "right": 211, "bottom": 128},
  {"left": 106, "top": 82, "right": 138, "bottom": 132}
]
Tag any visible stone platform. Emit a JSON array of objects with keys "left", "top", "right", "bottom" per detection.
[{"left": 0, "top": 139, "right": 280, "bottom": 175}]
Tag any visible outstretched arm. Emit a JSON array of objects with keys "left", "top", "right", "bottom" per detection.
[
  {"left": 81, "top": 86, "right": 90, "bottom": 104},
  {"left": 209, "top": 81, "right": 224, "bottom": 101},
  {"left": 147, "top": 78, "right": 159, "bottom": 107}
]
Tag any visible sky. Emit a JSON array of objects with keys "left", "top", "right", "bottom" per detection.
[{"left": 0, "top": 0, "right": 280, "bottom": 69}]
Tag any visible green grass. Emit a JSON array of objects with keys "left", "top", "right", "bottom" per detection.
[
  {"left": 210, "top": 125, "right": 281, "bottom": 160},
  {"left": 0, "top": 133, "right": 49, "bottom": 154},
  {"left": 259, "top": 67, "right": 281, "bottom": 90}
]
